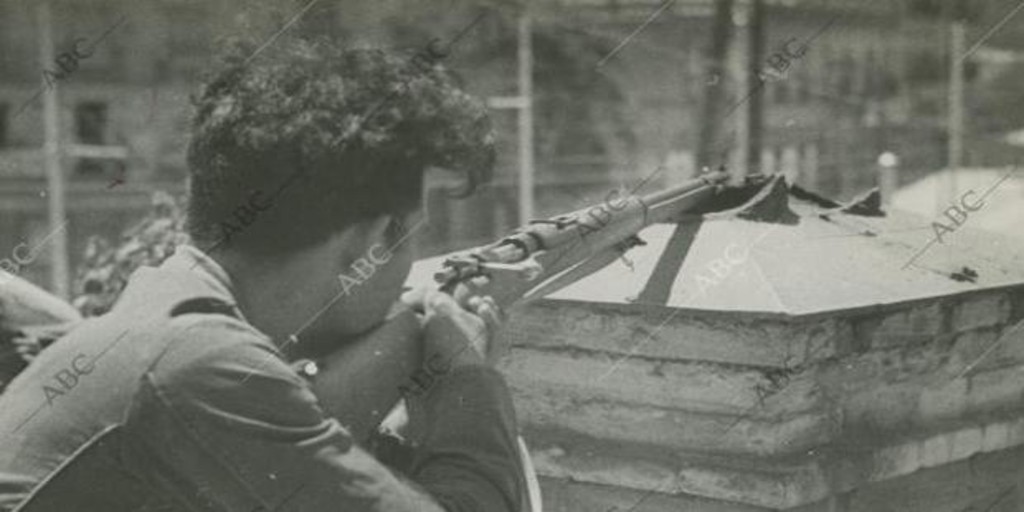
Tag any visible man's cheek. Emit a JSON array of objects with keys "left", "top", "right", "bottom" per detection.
[{"left": 388, "top": 247, "right": 416, "bottom": 293}]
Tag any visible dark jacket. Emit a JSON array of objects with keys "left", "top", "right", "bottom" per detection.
[{"left": 0, "top": 246, "right": 523, "bottom": 511}]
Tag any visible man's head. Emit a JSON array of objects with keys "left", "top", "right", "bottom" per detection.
[{"left": 185, "top": 38, "right": 494, "bottom": 339}]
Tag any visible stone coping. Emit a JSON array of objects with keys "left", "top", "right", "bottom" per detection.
[{"left": 523, "top": 414, "right": 1024, "bottom": 509}]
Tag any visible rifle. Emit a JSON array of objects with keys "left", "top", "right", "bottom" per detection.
[{"left": 308, "top": 169, "right": 740, "bottom": 442}]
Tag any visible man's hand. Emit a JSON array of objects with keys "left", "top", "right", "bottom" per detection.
[
  {"left": 408, "top": 287, "right": 505, "bottom": 369},
  {"left": 396, "top": 286, "right": 507, "bottom": 442}
]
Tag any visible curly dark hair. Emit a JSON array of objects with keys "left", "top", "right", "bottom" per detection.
[{"left": 186, "top": 37, "right": 495, "bottom": 255}]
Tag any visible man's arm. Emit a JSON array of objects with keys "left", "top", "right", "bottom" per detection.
[
  {"left": 124, "top": 317, "right": 521, "bottom": 512},
  {"left": 406, "top": 365, "right": 523, "bottom": 512}
]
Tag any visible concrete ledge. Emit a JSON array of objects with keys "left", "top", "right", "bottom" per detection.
[
  {"left": 502, "top": 301, "right": 840, "bottom": 368},
  {"left": 514, "top": 386, "right": 836, "bottom": 456},
  {"left": 953, "top": 293, "right": 1011, "bottom": 332},
  {"left": 538, "top": 476, "right": 772, "bottom": 512},
  {"left": 790, "top": 442, "right": 1024, "bottom": 512},
  {"left": 522, "top": 416, "right": 1024, "bottom": 510},
  {"left": 501, "top": 347, "right": 824, "bottom": 416},
  {"left": 508, "top": 281, "right": 1024, "bottom": 511}
]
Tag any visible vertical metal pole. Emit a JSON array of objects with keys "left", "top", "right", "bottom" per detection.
[
  {"left": 517, "top": 11, "right": 535, "bottom": 226},
  {"left": 946, "top": 20, "right": 965, "bottom": 209},
  {"left": 695, "top": 0, "right": 736, "bottom": 176},
  {"left": 38, "top": 0, "right": 70, "bottom": 298},
  {"left": 745, "top": 0, "right": 764, "bottom": 177}
]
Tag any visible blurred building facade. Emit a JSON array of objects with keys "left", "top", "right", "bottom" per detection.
[{"left": 0, "top": 0, "right": 1017, "bottom": 291}]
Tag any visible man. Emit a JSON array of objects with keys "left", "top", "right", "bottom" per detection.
[{"left": 0, "top": 38, "right": 524, "bottom": 511}]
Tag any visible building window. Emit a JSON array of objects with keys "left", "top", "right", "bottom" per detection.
[
  {"left": 838, "top": 52, "right": 855, "bottom": 96},
  {"left": 74, "top": 102, "right": 109, "bottom": 177},
  {"left": 852, "top": 50, "right": 866, "bottom": 96},
  {"left": 863, "top": 49, "right": 877, "bottom": 98},
  {"left": 75, "top": 102, "right": 108, "bottom": 144},
  {"left": 823, "top": 47, "right": 839, "bottom": 92},
  {"left": 908, "top": 51, "right": 943, "bottom": 84},
  {"left": 0, "top": 103, "right": 8, "bottom": 148},
  {"left": 909, "top": 0, "right": 943, "bottom": 18},
  {"left": 879, "top": 67, "right": 899, "bottom": 97}
]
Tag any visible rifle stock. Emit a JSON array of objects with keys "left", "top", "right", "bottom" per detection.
[{"left": 311, "top": 170, "right": 733, "bottom": 443}]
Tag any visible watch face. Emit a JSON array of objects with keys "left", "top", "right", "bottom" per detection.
[{"left": 294, "top": 359, "right": 319, "bottom": 378}]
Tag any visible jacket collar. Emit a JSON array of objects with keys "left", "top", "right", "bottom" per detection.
[{"left": 113, "top": 245, "right": 250, "bottom": 325}]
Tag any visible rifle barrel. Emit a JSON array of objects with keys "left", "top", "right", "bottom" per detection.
[
  {"left": 435, "top": 170, "right": 730, "bottom": 287},
  {"left": 641, "top": 170, "right": 730, "bottom": 221}
]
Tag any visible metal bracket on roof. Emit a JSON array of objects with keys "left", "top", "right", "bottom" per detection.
[
  {"left": 709, "top": 174, "right": 799, "bottom": 224},
  {"left": 838, "top": 188, "right": 885, "bottom": 217}
]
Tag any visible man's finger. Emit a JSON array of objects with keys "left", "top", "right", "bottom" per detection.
[
  {"left": 451, "top": 275, "right": 491, "bottom": 310},
  {"left": 400, "top": 286, "right": 429, "bottom": 312},
  {"left": 425, "top": 289, "right": 461, "bottom": 317},
  {"left": 474, "top": 301, "right": 501, "bottom": 340},
  {"left": 481, "top": 296, "right": 504, "bottom": 323}
]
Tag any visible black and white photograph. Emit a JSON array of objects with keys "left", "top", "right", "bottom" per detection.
[{"left": 1, "top": 0, "right": 1024, "bottom": 510}]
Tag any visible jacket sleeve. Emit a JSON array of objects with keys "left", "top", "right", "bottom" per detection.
[
  {"left": 407, "top": 365, "right": 525, "bottom": 512},
  {"left": 122, "top": 316, "right": 523, "bottom": 512}
]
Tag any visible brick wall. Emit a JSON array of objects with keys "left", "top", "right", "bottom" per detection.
[{"left": 502, "top": 285, "right": 1024, "bottom": 511}]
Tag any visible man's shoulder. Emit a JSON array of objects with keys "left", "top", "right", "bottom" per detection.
[
  {"left": 132, "top": 305, "right": 326, "bottom": 436},
  {"left": 103, "top": 253, "right": 280, "bottom": 383},
  {"left": 145, "top": 300, "right": 281, "bottom": 382}
]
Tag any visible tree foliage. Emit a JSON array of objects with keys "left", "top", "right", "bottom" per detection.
[{"left": 72, "top": 192, "right": 189, "bottom": 317}]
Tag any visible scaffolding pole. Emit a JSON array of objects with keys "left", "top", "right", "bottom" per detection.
[
  {"left": 517, "top": 10, "right": 535, "bottom": 226},
  {"left": 38, "top": 0, "right": 70, "bottom": 298},
  {"left": 945, "top": 19, "right": 966, "bottom": 209}
]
